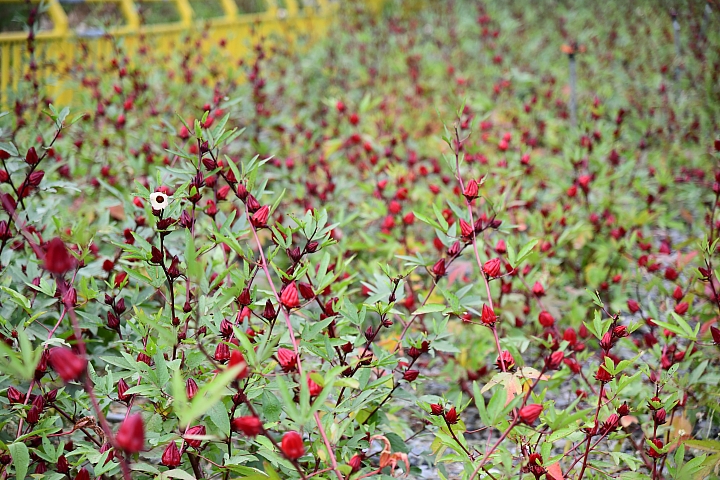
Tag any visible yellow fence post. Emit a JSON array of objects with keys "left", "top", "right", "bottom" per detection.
[
  {"left": 175, "top": 0, "right": 194, "bottom": 29},
  {"left": 1, "top": 0, "right": 387, "bottom": 110},
  {"left": 220, "top": 0, "right": 239, "bottom": 21}
]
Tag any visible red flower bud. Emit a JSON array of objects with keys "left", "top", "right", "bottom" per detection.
[
  {"left": 214, "top": 342, "right": 230, "bottom": 362},
  {"left": 532, "top": 282, "right": 545, "bottom": 296},
  {"left": 184, "top": 425, "right": 206, "bottom": 449},
  {"left": 44, "top": 238, "right": 76, "bottom": 274},
  {"left": 545, "top": 350, "right": 564, "bottom": 370},
  {"left": 186, "top": 378, "right": 199, "bottom": 399},
  {"left": 483, "top": 258, "right": 501, "bottom": 278},
  {"left": 250, "top": 205, "right": 270, "bottom": 228},
  {"left": 627, "top": 299, "right": 640, "bottom": 313},
  {"left": 518, "top": 404, "right": 543, "bottom": 424},
  {"left": 403, "top": 369, "right": 419, "bottom": 382},
  {"left": 459, "top": 219, "right": 474, "bottom": 238},
  {"left": 277, "top": 347, "right": 298, "bottom": 373},
  {"left": 280, "top": 282, "right": 301, "bottom": 309},
  {"left": 117, "top": 378, "right": 132, "bottom": 403},
  {"left": 444, "top": 406, "right": 459, "bottom": 424},
  {"left": 231, "top": 415, "right": 263, "bottom": 437},
  {"left": 229, "top": 350, "right": 249, "bottom": 379},
  {"left": 647, "top": 438, "right": 665, "bottom": 458},
  {"left": 711, "top": 326, "right": 720, "bottom": 345},
  {"left": 463, "top": 179, "right": 479, "bottom": 201},
  {"left": 595, "top": 364, "right": 613, "bottom": 383},
  {"left": 75, "top": 468, "right": 90, "bottom": 480},
  {"left": 430, "top": 403, "right": 443, "bottom": 415},
  {"left": 674, "top": 302, "right": 688, "bottom": 315},
  {"left": 431, "top": 258, "right": 446, "bottom": 277},
  {"left": 115, "top": 413, "right": 145, "bottom": 453},
  {"left": 281, "top": 431, "right": 305, "bottom": 459},
  {"left": 25, "top": 147, "right": 39, "bottom": 165},
  {"left": 538, "top": 311, "right": 554, "bottom": 327},
  {"left": 348, "top": 454, "right": 363, "bottom": 472},
  {"left": 600, "top": 331, "right": 614, "bottom": 350},
  {"left": 612, "top": 325, "right": 629, "bottom": 338},
  {"left": 48, "top": 347, "right": 87, "bottom": 383},
  {"left": 481, "top": 304, "right": 497, "bottom": 325},
  {"left": 161, "top": 441, "right": 181, "bottom": 467},
  {"left": 7, "top": 387, "right": 23, "bottom": 403}
]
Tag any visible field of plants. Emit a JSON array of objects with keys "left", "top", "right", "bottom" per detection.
[{"left": 1, "top": 0, "right": 720, "bottom": 479}]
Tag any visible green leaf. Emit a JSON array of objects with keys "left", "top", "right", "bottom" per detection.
[
  {"left": 208, "top": 401, "right": 230, "bottom": 438},
  {"left": 158, "top": 469, "right": 199, "bottom": 480},
  {"left": 412, "top": 304, "right": 446, "bottom": 315},
  {"left": 9, "top": 441, "right": 29, "bottom": 480},
  {"left": 0, "top": 286, "right": 31, "bottom": 312}
]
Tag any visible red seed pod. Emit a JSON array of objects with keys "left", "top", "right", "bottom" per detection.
[
  {"left": 214, "top": 342, "right": 230, "bottom": 362},
  {"left": 184, "top": 425, "right": 206, "bottom": 449},
  {"left": 115, "top": 413, "right": 145, "bottom": 453},
  {"left": 231, "top": 415, "right": 263, "bottom": 437},
  {"left": 532, "top": 282, "right": 545, "bottom": 296},
  {"left": 161, "top": 441, "right": 181, "bottom": 467},
  {"left": 545, "top": 350, "right": 564, "bottom": 370},
  {"left": 595, "top": 364, "right": 613, "bottom": 383},
  {"left": 431, "top": 258, "right": 447, "bottom": 277},
  {"left": 612, "top": 325, "right": 629, "bottom": 338},
  {"left": 538, "top": 311, "right": 554, "bottom": 327},
  {"left": 519, "top": 404, "right": 543, "bottom": 424},
  {"left": 281, "top": 431, "right": 305, "bottom": 459},
  {"left": 444, "top": 407, "right": 459, "bottom": 424},
  {"left": 483, "top": 258, "right": 502, "bottom": 278},
  {"left": 277, "top": 348, "right": 297, "bottom": 373},
  {"left": 228, "top": 350, "right": 249, "bottom": 379},
  {"left": 403, "top": 369, "right": 420, "bottom": 382},
  {"left": 117, "top": 378, "right": 132, "bottom": 403},
  {"left": 186, "top": 378, "right": 199, "bottom": 399},
  {"left": 44, "top": 238, "right": 76, "bottom": 274},
  {"left": 280, "top": 283, "right": 301, "bottom": 309},
  {"left": 430, "top": 403, "right": 443, "bottom": 415},
  {"left": 481, "top": 304, "right": 497, "bottom": 325},
  {"left": 48, "top": 347, "right": 87, "bottom": 383},
  {"left": 647, "top": 438, "right": 665, "bottom": 458}
]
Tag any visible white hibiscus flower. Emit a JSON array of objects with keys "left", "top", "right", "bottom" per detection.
[{"left": 150, "top": 191, "right": 170, "bottom": 210}]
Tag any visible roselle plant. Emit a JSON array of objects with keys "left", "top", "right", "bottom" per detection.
[{"left": 1, "top": 1, "right": 720, "bottom": 479}]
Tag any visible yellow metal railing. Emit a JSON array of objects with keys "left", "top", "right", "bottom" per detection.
[{"left": 0, "top": 0, "right": 384, "bottom": 108}]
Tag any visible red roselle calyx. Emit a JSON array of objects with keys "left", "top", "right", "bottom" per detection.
[
  {"left": 184, "top": 425, "right": 206, "bottom": 449},
  {"left": 186, "top": 378, "right": 199, "bottom": 399},
  {"left": 463, "top": 178, "right": 479, "bottom": 201},
  {"left": 403, "top": 369, "right": 419, "bottom": 382},
  {"left": 281, "top": 431, "right": 305, "bottom": 459},
  {"left": 229, "top": 350, "right": 249, "bottom": 379},
  {"left": 277, "top": 347, "right": 298, "bottom": 372},
  {"left": 48, "top": 347, "right": 87, "bottom": 383},
  {"left": 430, "top": 403, "right": 444, "bottom": 415},
  {"left": 117, "top": 378, "right": 132, "bottom": 403},
  {"left": 431, "top": 258, "right": 446, "bottom": 277},
  {"left": 481, "top": 304, "right": 497, "bottom": 325},
  {"left": 444, "top": 407, "right": 459, "bottom": 424},
  {"left": 280, "top": 282, "right": 301, "bottom": 309},
  {"left": 44, "top": 238, "right": 76, "bottom": 275},
  {"left": 538, "top": 311, "right": 554, "bottom": 327},
  {"left": 161, "top": 441, "right": 181, "bottom": 467},
  {"left": 518, "top": 404, "right": 543, "bottom": 424},
  {"left": 483, "top": 258, "right": 501, "bottom": 278},
  {"left": 231, "top": 416, "right": 263, "bottom": 437},
  {"left": 115, "top": 413, "right": 145, "bottom": 453}
]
